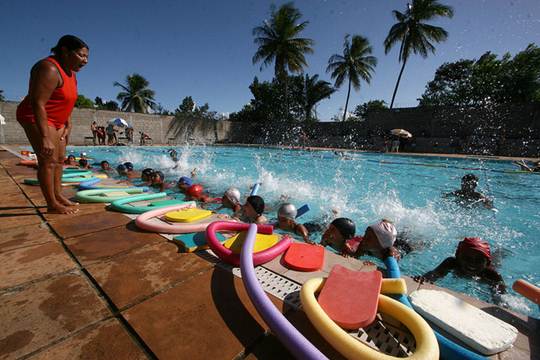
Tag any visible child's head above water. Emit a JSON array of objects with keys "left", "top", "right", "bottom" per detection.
[
  {"left": 455, "top": 237, "right": 492, "bottom": 274},
  {"left": 116, "top": 164, "right": 127, "bottom": 176},
  {"left": 141, "top": 168, "right": 154, "bottom": 182},
  {"left": 79, "top": 158, "right": 89, "bottom": 168},
  {"left": 222, "top": 187, "right": 241, "bottom": 208},
  {"left": 100, "top": 160, "right": 110, "bottom": 170},
  {"left": 461, "top": 173, "right": 479, "bottom": 192},
  {"left": 178, "top": 176, "right": 193, "bottom": 191},
  {"left": 244, "top": 195, "right": 265, "bottom": 219},
  {"left": 152, "top": 171, "right": 165, "bottom": 184},
  {"left": 321, "top": 217, "right": 356, "bottom": 251},
  {"left": 123, "top": 162, "right": 134, "bottom": 172},
  {"left": 187, "top": 184, "right": 204, "bottom": 197},
  {"left": 360, "top": 220, "right": 397, "bottom": 254},
  {"left": 277, "top": 203, "right": 297, "bottom": 227}
]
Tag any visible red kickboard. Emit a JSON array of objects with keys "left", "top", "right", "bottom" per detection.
[
  {"left": 283, "top": 243, "right": 325, "bottom": 272},
  {"left": 318, "top": 265, "right": 382, "bottom": 330}
]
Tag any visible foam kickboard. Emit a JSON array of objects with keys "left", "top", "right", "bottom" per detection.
[
  {"left": 283, "top": 242, "right": 325, "bottom": 272},
  {"left": 409, "top": 289, "right": 518, "bottom": 355},
  {"left": 174, "top": 232, "right": 226, "bottom": 252},
  {"left": 318, "top": 265, "right": 382, "bottom": 330}
]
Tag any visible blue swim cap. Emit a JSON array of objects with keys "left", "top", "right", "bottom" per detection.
[
  {"left": 123, "top": 162, "right": 134, "bottom": 171},
  {"left": 178, "top": 176, "right": 192, "bottom": 186}
]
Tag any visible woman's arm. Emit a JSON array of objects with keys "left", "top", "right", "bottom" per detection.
[{"left": 28, "top": 61, "right": 60, "bottom": 156}]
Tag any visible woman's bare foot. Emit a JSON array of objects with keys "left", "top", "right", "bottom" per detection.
[
  {"left": 56, "top": 193, "right": 79, "bottom": 207},
  {"left": 47, "top": 203, "right": 79, "bottom": 214}
]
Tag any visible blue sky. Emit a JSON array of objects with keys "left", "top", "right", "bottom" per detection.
[{"left": 1, "top": 0, "right": 539, "bottom": 120}]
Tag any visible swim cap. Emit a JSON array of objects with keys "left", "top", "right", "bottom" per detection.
[
  {"left": 123, "top": 162, "right": 134, "bottom": 171},
  {"left": 178, "top": 176, "right": 193, "bottom": 187},
  {"left": 246, "top": 195, "right": 265, "bottom": 216},
  {"left": 368, "top": 220, "right": 397, "bottom": 249},
  {"left": 278, "top": 203, "right": 297, "bottom": 220},
  {"left": 331, "top": 218, "right": 356, "bottom": 240},
  {"left": 224, "top": 187, "right": 241, "bottom": 205},
  {"left": 142, "top": 168, "right": 154, "bottom": 176},
  {"left": 100, "top": 160, "right": 109, "bottom": 166},
  {"left": 462, "top": 174, "right": 479, "bottom": 183},
  {"left": 456, "top": 237, "right": 491, "bottom": 263},
  {"left": 116, "top": 164, "right": 126, "bottom": 172},
  {"left": 187, "top": 184, "right": 203, "bottom": 197}
]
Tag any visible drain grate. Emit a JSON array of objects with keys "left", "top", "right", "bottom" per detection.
[{"left": 349, "top": 313, "right": 416, "bottom": 357}]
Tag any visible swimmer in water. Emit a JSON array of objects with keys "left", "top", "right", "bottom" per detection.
[
  {"left": 177, "top": 176, "right": 193, "bottom": 194},
  {"left": 141, "top": 168, "right": 155, "bottom": 184},
  {"left": 274, "top": 203, "right": 312, "bottom": 244},
  {"left": 513, "top": 159, "right": 540, "bottom": 172},
  {"left": 446, "top": 174, "right": 493, "bottom": 209},
  {"left": 185, "top": 184, "right": 218, "bottom": 203},
  {"left": 219, "top": 187, "right": 242, "bottom": 214},
  {"left": 320, "top": 218, "right": 357, "bottom": 253},
  {"left": 236, "top": 195, "right": 267, "bottom": 224},
  {"left": 342, "top": 220, "right": 401, "bottom": 260},
  {"left": 414, "top": 237, "right": 506, "bottom": 299}
]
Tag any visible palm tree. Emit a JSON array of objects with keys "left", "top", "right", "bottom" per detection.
[
  {"left": 384, "top": 0, "right": 454, "bottom": 108},
  {"left": 327, "top": 35, "right": 377, "bottom": 121},
  {"left": 303, "top": 74, "right": 335, "bottom": 121},
  {"left": 252, "top": 3, "right": 314, "bottom": 81},
  {"left": 114, "top": 74, "right": 156, "bottom": 113}
]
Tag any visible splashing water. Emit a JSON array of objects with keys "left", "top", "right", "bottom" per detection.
[{"left": 66, "top": 145, "right": 540, "bottom": 318}]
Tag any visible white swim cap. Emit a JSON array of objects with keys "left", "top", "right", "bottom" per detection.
[
  {"left": 278, "top": 203, "right": 297, "bottom": 220},
  {"left": 224, "top": 187, "right": 241, "bottom": 205},
  {"left": 368, "top": 220, "right": 397, "bottom": 249}
]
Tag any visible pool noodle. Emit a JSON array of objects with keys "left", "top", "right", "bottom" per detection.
[
  {"left": 240, "top": 224, "right": 328, "bottom": 360},
  {"left": 250, "top": 183, "right": 260, "bottom": 196},
  {"left": 296, "top": 204, "right": 310, "bottom": 218}
]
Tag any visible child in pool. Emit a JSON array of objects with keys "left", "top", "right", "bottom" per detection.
[
  {"left": 235, "top": 195, "right": 267, "bottom": 224},
  {"left": 99, "top": 161, "right": 114, "bottom": 173},
  {"left": 64, "top": 154, "right": 77, "bottom": 166},
  {"left": 140, "top": 168, "right": 155, "bottom": 184},
  {"left": 414, "top": 237, "right": 506, "bottom": 296},
  {"left": 184, "top": 184, "right": 219, "bottom": 203},
  {"left": 446, "top": 174, "right": 493, "bottom": 209},
  {"left": 78, "top": 158, "right": 92, "bottom": 169},
  {"left": 177, "top": 176, "right": 193, "bottom": 194},
  {"left": 274, "top": 203, "right": 312, "bottom": 244},
  {"left": 320, "top": 218, "right": 400, "bottom": 260},
  {"left": 123, "top": 162, "right": 140, "bottom": 179},
  {"left": 219, "top": 187, "right": 243, "bottom": 214}
]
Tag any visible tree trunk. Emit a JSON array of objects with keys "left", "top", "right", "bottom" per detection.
[
  {"left": 390, "top": 59, "right": 407, "bottom": 109},
  {"left": 342, "top": 77, "right": 352, "bottom": 121}
]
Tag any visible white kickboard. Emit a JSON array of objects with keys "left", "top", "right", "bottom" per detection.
[{"left": 409, "top": 289, "right": 517, "bottom": 355}]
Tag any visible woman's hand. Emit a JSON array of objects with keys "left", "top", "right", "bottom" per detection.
[
  {"left": 41, "top": 137, "right": 55, "bottom": 157},
  {"left": 60, "top": 124, "right": 71, "bottom": 145}
]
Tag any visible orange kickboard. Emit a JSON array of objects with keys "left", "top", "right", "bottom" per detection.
[
  {"left": 283, "top": 243, "right": 325, "bottom": 272},
  {"left": 318, "top": 265, "right": 382, "bottom": 330}
]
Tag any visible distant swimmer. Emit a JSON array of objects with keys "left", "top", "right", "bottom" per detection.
[
  {"left": 513, "top": 159, "right": 540, "bottom": 172},
  {"left": 446, "top": 174, "right": 493, "bottom": 209}
]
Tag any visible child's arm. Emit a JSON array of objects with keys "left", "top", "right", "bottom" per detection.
[
  {"left": 295, "top": 224, "right": 313, "bottom": 244},
  {"left": 482, "top": 267, "right": 507, "bottom": 295},
  {"left": 414, "top": 257, "right": 456, "bottom": 283}
]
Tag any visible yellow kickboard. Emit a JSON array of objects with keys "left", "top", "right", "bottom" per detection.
[
  {"left": 95, "top": 174, "right": 108, "bottom": 179},
  {"left": 223, "top": 231, "right": 279, "bottom": 254},
  {"left": 164, "top": 208, "right": 213, "bottom": 223}
]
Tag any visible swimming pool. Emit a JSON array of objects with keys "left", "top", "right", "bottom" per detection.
[{"left": 67, "top": 145, "right": 540, "bottom": 317}]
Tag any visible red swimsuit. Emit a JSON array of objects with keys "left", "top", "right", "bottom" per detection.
[{"left": 17, "top": 56, "right": 78, "bottom": 129}]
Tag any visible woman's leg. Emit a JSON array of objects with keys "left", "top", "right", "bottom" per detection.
[
  {"left": 54, "top": 131, "right": 78, "bottom": 207},
  {"left": 20, "top": 122, "right": 76, "bottom": 214}
]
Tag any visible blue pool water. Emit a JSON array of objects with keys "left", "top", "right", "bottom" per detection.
[{"left": 68, "top": 145, "right": 539, "bottom": 317}]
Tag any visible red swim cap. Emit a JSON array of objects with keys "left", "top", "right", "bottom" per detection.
[
  {"left": 456, "top": 237, "right": 492, "bottom": 263},
  {"left": 187, "top": 184, "right": 203, "bottom": 197}
]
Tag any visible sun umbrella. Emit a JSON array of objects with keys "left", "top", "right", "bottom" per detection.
[
  {"left": 109, "top": 118, "right": 129, "bottom": 127},
  {"left": 390, "top": 129, "right": 412, "bottom": 138}
]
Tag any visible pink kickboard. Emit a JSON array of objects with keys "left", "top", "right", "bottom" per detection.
[
  {"left": 318, "top": 265, "right": 382, "bottom": 330},
  {"left": 282, "top": 243, "right": 325, "bottom": 272}
]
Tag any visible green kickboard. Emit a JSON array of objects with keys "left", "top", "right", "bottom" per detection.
[
  {"left": 173, "top": 232, "right": 226, "bottom": 253},
  {"left": 149, "top": 199, "right": 187, "bottom": 207}
]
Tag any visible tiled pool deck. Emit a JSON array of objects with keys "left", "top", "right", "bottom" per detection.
[{"left": 0, "top": 149, "right": 538, "bottom": 359}]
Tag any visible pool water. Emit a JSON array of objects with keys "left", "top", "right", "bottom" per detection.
[{"left": 68, "top": 145, "right": 540, "bottom": 317}]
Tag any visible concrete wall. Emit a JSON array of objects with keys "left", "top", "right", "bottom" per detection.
[{"left": 0, "top": 101, "right": 232, "bottom": 145}]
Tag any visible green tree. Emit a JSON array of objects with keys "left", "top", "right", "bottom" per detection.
[
  {"left": 75, "top": 94, "right": 94, "bottom": 108},
  {"left": 114, "top": 74, "right": 156, "bottom": 113},
  {"left": 419, "top": 44, "right": 540, "bottom": 106},
  {"left": 0, "top": 89, "right": 5, "bottom": 102},
  {"left": 252, "top": 3, "right": 314, "bottom": 81},
  {"left": 354, "top": 100, "right": 388, "bottom": 119},
  {"left": 303, "top": 74, "right": 335, "bottom": 121},
  {"left": 94, "top": 96, "right": 104, "bottom": 107},
  {"left": 327, "top": 35, "right": 377, "bottom": 122},
  {"left": 175, "top": 96, "right": 196, "bottom": 115},
  {"left": 103, "top": 100, "right": 119, "bottom": 111},
  {"left": 384, "top": 0, "right": 454, "bottom": 108}
]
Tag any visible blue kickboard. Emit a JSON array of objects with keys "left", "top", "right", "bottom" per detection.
[{"left": 173, "top": 232, "right": 226, "bottom": 252}]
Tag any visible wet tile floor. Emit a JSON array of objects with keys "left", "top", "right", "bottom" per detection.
[{"left": 0, "top": 149, "right": 537, "bottom": 360}]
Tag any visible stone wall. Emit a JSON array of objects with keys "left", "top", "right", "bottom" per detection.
[
  {"left": 1, "top": 100, "right": 538, "bottom": 157},
  {"left": 0, "top": 101, "right": 233, "bottom": 145}
]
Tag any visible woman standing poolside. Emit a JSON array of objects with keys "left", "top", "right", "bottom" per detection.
[{"left": 17, "top": 35, "right": 89, "bottom": 214}]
